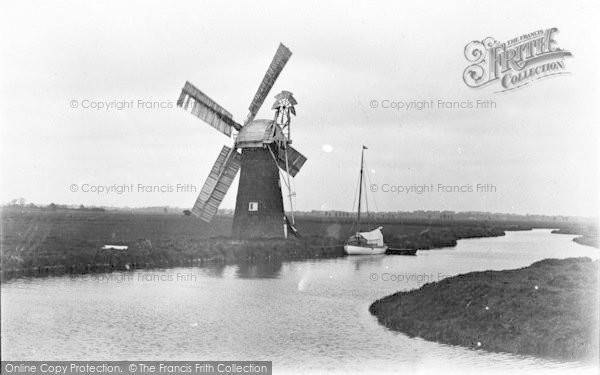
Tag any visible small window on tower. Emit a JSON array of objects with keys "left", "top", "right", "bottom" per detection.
[{"left": 248, "top": 202, "right": 258, "bottom": 211}]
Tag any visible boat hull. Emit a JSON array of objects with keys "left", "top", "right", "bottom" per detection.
[
  {"left": 344, "top": 244, "right": 388, "bottom": 255},
  {"left": 386, "top": 248, "right": 418, "bottom": 256}
]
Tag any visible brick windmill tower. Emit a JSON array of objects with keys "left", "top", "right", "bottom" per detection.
[{"left": 176, "top": 43, "right": 306, "bottom": 239}]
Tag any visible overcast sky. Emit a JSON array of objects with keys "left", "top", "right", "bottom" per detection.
[{"left": 1, "top": 0, "right": 598, "bottom": 216}]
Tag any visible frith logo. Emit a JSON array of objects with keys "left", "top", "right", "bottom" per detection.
[{"left": 463, "top": 28, "right": 572, "bottom": 92}]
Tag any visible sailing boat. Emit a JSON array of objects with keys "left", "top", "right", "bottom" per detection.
[{"left": 344, "top": 146, "right": 388, "bottom": 255}]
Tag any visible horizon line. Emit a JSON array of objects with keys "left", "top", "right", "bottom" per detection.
[{"left": 2, "top": 201, "right": 598, "bottom": 221}]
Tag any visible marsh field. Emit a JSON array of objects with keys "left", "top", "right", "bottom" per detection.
[
  {"left": 0, "top": 206, "right": 593, "bottom": 281},
  {"left": 370, "top": 257, "right": 599, "bottom": 362},
  {"left": 0, "top": 207, "right": 516, "bottom": 279}
]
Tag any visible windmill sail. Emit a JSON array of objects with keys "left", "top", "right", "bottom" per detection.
[
  {"left": 178, "top": 81, "right": 242, "bottom": 136},
  {"left": 274, "top": 145, "right": 307, "bottom": 177},
  {"left": 192, "top": 146, "right": 241, "bottom": 222},
  {"left": 246, "top": 43, "right": 292, "bottom": 125}
]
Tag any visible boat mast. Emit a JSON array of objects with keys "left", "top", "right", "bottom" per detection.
[{"left": 356, "top": 146, "right": 365, "bottom": 234}]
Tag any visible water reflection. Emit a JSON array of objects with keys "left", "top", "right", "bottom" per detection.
[
  {"left": 201, "top": 263, "right": 227, "bottom": 278},
  {"left": 235, "top": 261, "right": 282, "bottom": 279},
  {"left": 350, "top": 254, "right": 386, "bottom": 271}
]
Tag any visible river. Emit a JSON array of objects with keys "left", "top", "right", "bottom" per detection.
[{"left": 1, "top": 229, "right": 598, "bottom": 374}]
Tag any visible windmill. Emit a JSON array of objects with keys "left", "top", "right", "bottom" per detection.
[{"left": 176, "top": 43, "right": 307, "bottom": 239}]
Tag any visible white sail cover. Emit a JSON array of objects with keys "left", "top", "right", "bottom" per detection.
[{"left": 357, "top": 226, "right": 384, "bottom": 246}]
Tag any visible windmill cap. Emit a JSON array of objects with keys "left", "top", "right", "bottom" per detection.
[{"left": 235, "top": 120, "right": 285, "bottom": 148}]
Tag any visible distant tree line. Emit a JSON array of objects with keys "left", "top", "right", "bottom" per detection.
[{"left": 3, "top": 199, "right": 105, "bottom": 212}]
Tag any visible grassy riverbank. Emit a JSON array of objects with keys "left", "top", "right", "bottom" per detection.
[
  {"left": 370, "top": 257, "right": 599, "bottom": 362},
  {"left": 1, "top": 207, "right": 522, "bottom": 281},
  {"left": 551, "top": 227, "right": 599, "bottom": 249},
  {"left": 573, "top": 235, "right": 600, "bottom": 248}
]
